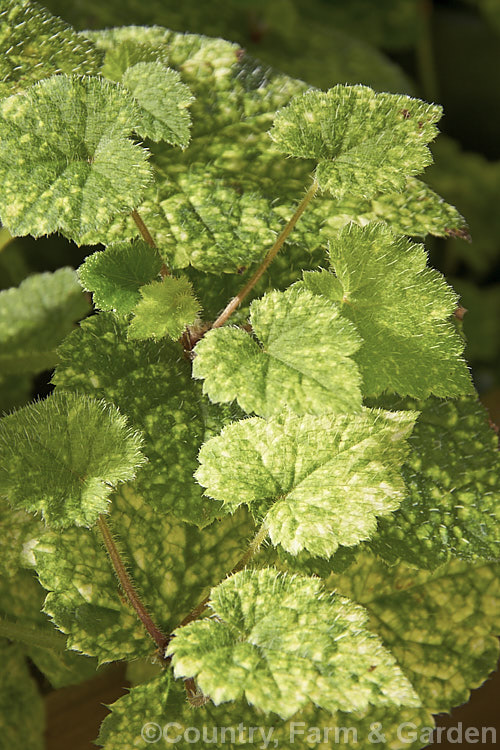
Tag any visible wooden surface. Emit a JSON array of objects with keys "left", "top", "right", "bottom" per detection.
[{"left": 44, "top": 663, "right": 128, "bottom": 749}]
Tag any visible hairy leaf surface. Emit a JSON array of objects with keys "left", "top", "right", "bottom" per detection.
[
  {"left": 34, "top": 487, "right": 254, "bottom": 662},
  {"left": 78, "top": 240, "right": 163, "bottom": 314},
  {"left": 193, "top": 286, "right": 362, "bottom": 417},
  {"left": 168, "top": 568, "right": 418, "bottom": 718},
  {"left": 270, "top": 86, "right": 441, "bottom": 199},
  {"left": 196, "top": 409, "right": 417, "bottom": 557},
  {"left": 0, "top": 0, "right": 102, "bottom": 97},
  {"left": 0, "top": 75, "right": 152, "bottom": 243},
  {"left": 302, "top": 223, "right": 473, "bottom": 398},
  {"left": 128, "top": 276, "right": 200, "bottom": 341},
  {"left": 0, "top": 391, "right": 145, "bottom": 528},
  {"left": 53, "top": 313, "right": 231, "bottom": 525}
]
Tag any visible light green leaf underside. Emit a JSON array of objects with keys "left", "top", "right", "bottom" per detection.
[
  {"left": 0, "top": 267, "right": 90, "bottom": 375},
  {"left": 0, "top": 570, "right": 98, "bottom": 689},
  {"left": 196, "top": 409, "right": 417, "bottom": 557},
  {"left": 334, "top": 554, "right": 500, "bottom": 714},
  {"left": 97, "top": 671, "right": 171, "bottom": 749},
  {"left": 34, "top": 486, "right": 254, "bottom": 662},
  {"left": 53, "top": 313, "right": 233, "bottom": 526},
  {"left": 0, "top": 642, "right": 45, "bottom": 750},
  {"left": 121, "top": 62, "right": 193, "bottom": 145},
  {"left": 0, "top": 0, "right": 102, "bottom": 97},
  {"left": 0, "top": 391, "right": 145, "bottom": 528},
  {"left": 368, "top": 396, "right": 500, "bottom": 569},
  {"left": 270, "top": 85, "right": 442, "bottom": 199},
  {"left": 0, "top": 74, "right": 152, "bottom": 244},
  {"left": 78, "top": 240, "right": 163, "bottom": 314},
  {"left": 128, "top": 276, "right": 200, "bottom": 341},
  {"left": 168, "top": 568, "right": 418, "bottom": 719},
  {"left": 193, "top": 286, "right": 362, "bottom": 417},
  {"left": 302, "top": 223, "right": 473, "bottom": 398}
]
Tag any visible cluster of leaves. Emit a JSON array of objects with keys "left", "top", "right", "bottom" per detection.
[{"left": 0, "top": 2, "right": 499, "bottom": 749}]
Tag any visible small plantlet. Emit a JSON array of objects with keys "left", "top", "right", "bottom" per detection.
[{"left": 0, "top": 2, "right": 499, "bottom": 749}]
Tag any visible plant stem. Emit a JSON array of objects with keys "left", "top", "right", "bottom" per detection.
[
  {"left": 416, "top": 0, "right": 439, "bottom": 102},
  {"left": 211, "top": 179, "right": 319, "bottom": 329},
  {"left": 131, "top": 209, "right": 156, "bottom": 248},
  {"left": 176, "top": 523, "right": 269, "bottom": 630},
  {"left": 0, "top": 226, "right": 13, "bottom": 253},
  {"left": 0, "top": 618, "right": 67, "bottom": 651},
  {"left": 97, "top": 515, "right": 170, "bottom": 654}
]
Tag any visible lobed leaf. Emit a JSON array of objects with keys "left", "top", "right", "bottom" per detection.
[
  {"left": 193, "top": 286, "right": 362, "bottom": 417},
  {"left": 369, "top": 396, "right": 500, "bottom": 569},
  {"left": 34, "top": 487, "right": 254, "bottom": 662},
  {"left": 0, "top": 391, "right": 145, "bottom": 528},
  {"left": 53, "top": 313, "right": 233, "bottom": 526},
  {"left": 0, "top": 267, "right": 90, "bottom": 375},
  {"left": 335, "top": 554, "right": 500, "bottom": 713},
  {"left": 120, "top": 62, "right": 193, "bottom": 146},
  {"left": 0, "top": 0, "right": 102, "bottom": 97},
  {"left": 196, "top": 409, "right": 417, "bottom": 557},
  {"left": 302, "top": 223, "right": 474, "bottom": 398},
  {"left": 78, "top": 240, "right": 163, "bottom": 314},
  {"left": 128, "top": 276, "right": 200, "bottom": 341},
  {"left": 0, "top": 75, "right": 152, "bottom": 244},
  {"left": 270, "top": 85, "right": 442, "bottom": 199},
  {"left": 98, "top": 672, "right": 171, "bottom": 748},
  {"left": 167, "top": 568, "right": 419, "bottom": 719}
]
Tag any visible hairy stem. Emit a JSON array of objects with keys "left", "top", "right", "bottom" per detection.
[
  {"left": 97, "top": 515, "right": 170, "bottom": 654},
  {"left": 0, "top": 618, "right": 67, "bottom": 651},
  {"left": 211, "top": 179, "right": 319, "bottom": 329},
  {"left": 131, "top": 209, "right": 169, "bottom": 278},
  {"left": 176, "top": 523, "right": 269, "bottom": 630}
]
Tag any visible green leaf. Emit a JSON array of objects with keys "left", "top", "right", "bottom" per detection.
[
  {"left": 302, "top": 223, "right": 474, "bottom": 398},
  {"left": 0, "top": 75, "right": 152, "bottom": 244},
  {"left": 149, "top": 166, "right": 289, "bottom": 273},
  {"left": 269, "top": 85, "right": 442, "bottom": 199},
  {"left": 369, "top": 396, "right": 500, "bottom": 569},
  {"left": 128, "top": 276, "right": 200, "bottom": 341},
  {"left": 0, "top": 642, "right": 45, "bottom": 750},
  {"left": 0, "top": 391, "right": 145, "bottom": 528},
  {"left": 131, "top": 678, "right": 433, "bottom": 750},
  {"left": 167, "top": 568, "right": 419, "bottom": 719},
  {"left": 335, "top": 554, "right": 500, "bottom": 713},
  {"left": 53, "top": 313, "right": 231, "bottom": 525},
  {"left": 0, "top": 569, "right": 99, "bottom": 688},
  {"left": 78, "top": 240, "right": 163, "bottom": 314},
  {"left": 120, "top": 62, "right": 193, "bottom": 146},
  {"left": 98, "top": 671, "right": 171, "bottom": 748},
  {"left": 0, "top": 267, "right": 90, "bottom": 375},
  {"left": 193, "top": 286, "right": 362, "bottom": 417},
  {"left": 0, "top": 0, "right": 102, "bottom": 97},
  {"left": 0, "top": 502, "right": 43, "bottom": 577},
  {"left": 196, "top": 409, "right": 417, "bottom": 557},
  {"left": 316, "top": 177, "right": 468, "bottom": 240},
  {"left": 34, "top": 486, "right": 254, "bottom": 662}
]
